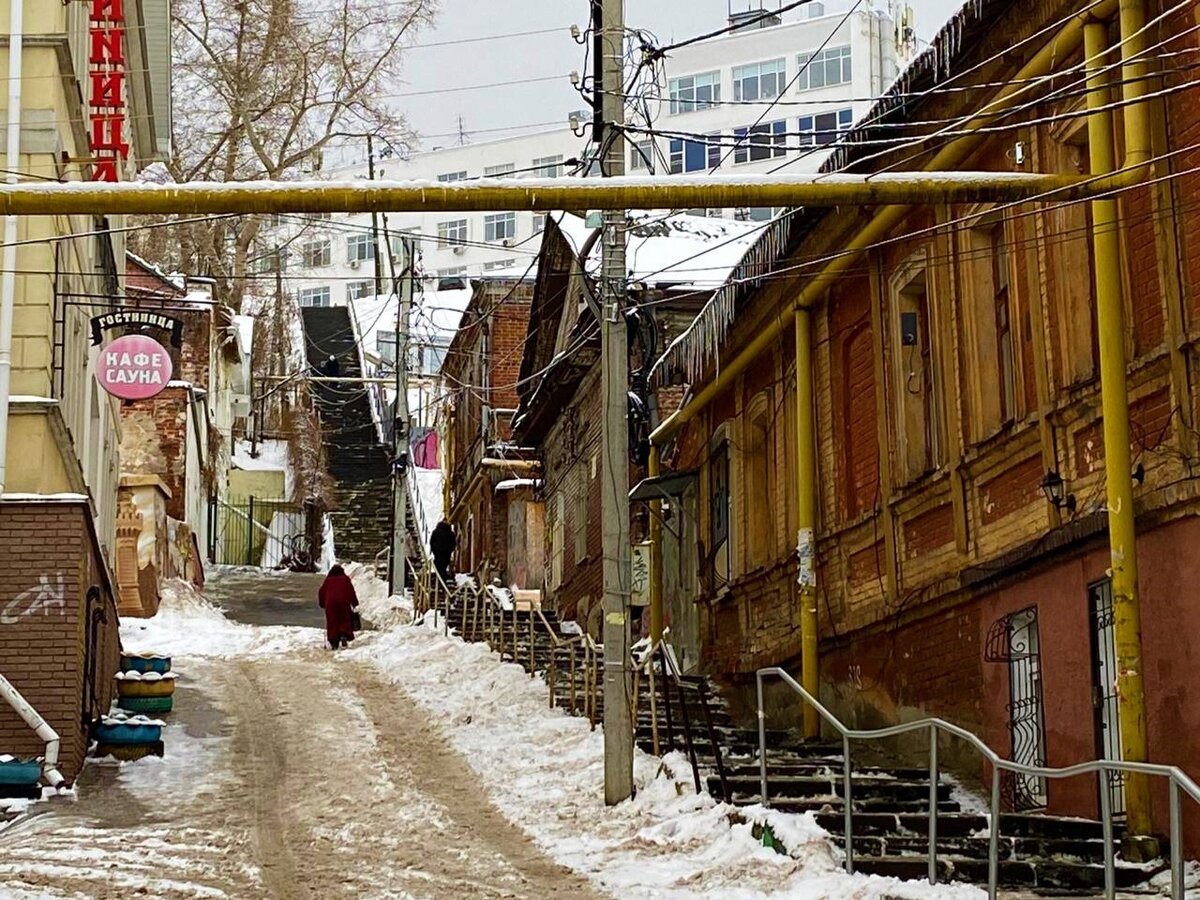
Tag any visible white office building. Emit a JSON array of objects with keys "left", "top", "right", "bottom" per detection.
[{"left": 270, "top": 1, "right": 900, "bottom": 307}]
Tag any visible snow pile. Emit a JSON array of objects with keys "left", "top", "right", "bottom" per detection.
[
  {"left": 351, "top": 623, "right": 984, "bottom": 899},
  {"left": 120, "top": 579, "right": 317, "bottom": 659},
  {"left": 346, "top": 563, "right": 414, "bottom": 629}
]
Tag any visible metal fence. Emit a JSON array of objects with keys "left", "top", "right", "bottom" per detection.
[{"left": 207, "top": 495, "right": 311, "bottom": 568}]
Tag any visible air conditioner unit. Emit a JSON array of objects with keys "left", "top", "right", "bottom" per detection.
[
  {"left": 348, "top": 258, "right": 360, "bottom": 270},
  {"left": 453, "top": 245, "right": 467, "bottom": 256},
  {"left": 501, "top": 239, "right": 513, "bottom": 248}
]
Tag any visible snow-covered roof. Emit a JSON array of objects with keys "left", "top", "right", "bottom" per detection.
[
  {"left": 348, "top": 285, "right": 477, "bottom": 348},
  {"left": 555, "top": 212, "right": 763, "bottom": 292},
  {"left": 127, "top": 251, "right": 185, "bottom": 291}
]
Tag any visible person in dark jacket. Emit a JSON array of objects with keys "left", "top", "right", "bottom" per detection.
[
  {"left": 318, "top": 564, "right": 359, "bottom": 649},
  {"left": 430, "top": 521, "right": 456, "bottom": 582},
  {"left": 319, "top": 354, "right": 340, "bottom": 377}
]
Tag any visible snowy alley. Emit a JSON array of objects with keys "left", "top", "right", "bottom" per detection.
[{"left": 0, "top": 568, "right": 993, "bottom": 899}]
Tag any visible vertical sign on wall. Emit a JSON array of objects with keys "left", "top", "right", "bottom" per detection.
[{"left": 88, "top": 0, "right": 128, "bottom": 182}]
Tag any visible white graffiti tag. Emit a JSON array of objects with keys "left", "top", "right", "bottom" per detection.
[{"left": 2, "top": 574, "right": 67, "bottom": 625}]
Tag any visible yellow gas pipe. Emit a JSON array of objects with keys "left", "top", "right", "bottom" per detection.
[{"left": 1085, "top": 6, "right": 1154, "bottom": 851}]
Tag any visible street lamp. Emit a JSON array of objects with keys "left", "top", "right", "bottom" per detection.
[{"left": 1040, "top": 469, "right": 1076, "bottom": 514}]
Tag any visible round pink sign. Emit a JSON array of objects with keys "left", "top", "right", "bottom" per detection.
[{"left": 96, "top": 334, "right": 174, "bottom": 400}]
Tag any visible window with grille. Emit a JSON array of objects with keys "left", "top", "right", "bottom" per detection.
[
  {"left": 733, "top": 121, "right": 787, "bottom": 163},
  {"left": 437, "top": 219, "right": 468, "bottom": 247},
  {"left": 669, "top": 71, "right": 721, "bottom": 114},
  {"left": 484, "top": 213, "right": 516, "bottom": 243},
  {"left": 796, "top": 45, "right": 852, "bottom": 91},
  {"left": 733, "top": 59, "right": 785, "bottom": 102}
]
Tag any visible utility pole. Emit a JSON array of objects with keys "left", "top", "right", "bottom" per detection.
[
  {"left": 388, "top": 236, "right": 414, "bottom": 596},
  {"left": 367, "top": 136, "right": 385, "bottom": 303},
  {"left": 598, "top": 0, "right": 633, "bottom": 806}
]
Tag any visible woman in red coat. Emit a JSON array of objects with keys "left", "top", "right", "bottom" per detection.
[{"left": 318, "top": 564, "right": 359, "bottom": 649}]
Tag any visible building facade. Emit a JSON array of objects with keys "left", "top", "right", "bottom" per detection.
[
  {"left": 442, "top": 278, "right": 539, "bottom": 582},
  {"left": 0, "top": 0, "right": 170, "bottom": 778},
  {"left": 654, "top": 0, "right": 1200, "bottom": 846},
  {"left": 270, "top": 3, "right": 898, "bottom": 302}
]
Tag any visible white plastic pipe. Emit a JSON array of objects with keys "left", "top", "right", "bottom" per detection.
[
  {"left": 0, "top": 0, "right": 24, "bottom": 495},
  {"left": 0, "top": 672, "right": 65, "bottom": 787}
]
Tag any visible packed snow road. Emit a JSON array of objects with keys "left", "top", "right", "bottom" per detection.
[{"left": 0, "top": 568, "right": 601, "bottom": 900}]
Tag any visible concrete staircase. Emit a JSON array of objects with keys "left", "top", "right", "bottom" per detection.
[
  {"left": 437, "top": 590, "right": 1167, "bottom": 895},
  {"left": 300, "top": 306, "right": 393, "bottom": 564}
]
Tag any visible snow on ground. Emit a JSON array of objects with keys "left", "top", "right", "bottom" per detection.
[
  {"left": 120, "top": 578, "right": 317, "bottom": 659},
  {"left": 346, "top": 562, "right": 414, "bottom": 630},
  {"left": 344, "top": 574, "right": 982, "bottom": 900}
]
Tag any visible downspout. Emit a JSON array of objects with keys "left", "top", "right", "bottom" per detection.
[
  {"left": 1085, "top": 7, "right": 1155, "bottom": 856},
  {"left": 794, "top": 309, "right": 819, "bottom": 739},
  {"left": 0, "top": 673, "right": 65, "bottom": 788},
  {"left": 0, "top": 0, "right": 23, "bottom": 494}
]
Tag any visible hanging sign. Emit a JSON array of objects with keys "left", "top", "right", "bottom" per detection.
[
  {"left": 88, "top": 0, "right": 129, "bottom": 182},
  {"left": 95, "top": 334, "right": 173, "bottom": 400},
  {"left": 89, "top": 311, "right": 183, "bottom": 347}
]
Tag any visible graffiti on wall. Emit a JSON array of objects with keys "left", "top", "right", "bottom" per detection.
[{"left": 2, "top": 574, "right": 67, "bottom": 625}]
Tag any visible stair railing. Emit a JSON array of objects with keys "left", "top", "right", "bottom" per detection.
[
  {"left": 532, "top": 609, "right": 586, "bottom": 713},
  {"left": 633, "top": 637, "right": 729, "bottom": 801},
  {"left": 756, "top": 666, "right": 1200, "bottom": 900}
]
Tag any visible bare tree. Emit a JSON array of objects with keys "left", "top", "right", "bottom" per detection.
[{"left": 133, "top": 0, "right": 436, "bottom": 312}]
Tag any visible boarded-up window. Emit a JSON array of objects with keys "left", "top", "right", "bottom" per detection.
[
  {"left": 709, "top": 437, "right": 731, "bottom": 586},
  {"left": 745, "top": 393, "right": 772, "bottom": 568},
  {"left": 962, "top": 214, "right": 1019, "bottom": 439},
  {"left": 893, "top": 263, "right": 943, "bottom": 481}
]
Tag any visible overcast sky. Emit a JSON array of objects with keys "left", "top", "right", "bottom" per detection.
[{"left": 393, "top": 0, "right": 965, "bottom": 152}]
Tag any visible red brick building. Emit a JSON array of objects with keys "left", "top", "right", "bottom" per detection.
[
  {"left": 0, "top": 502, "right": 120, "bottom": 780},
  {"left": 442, "top": 278, "right": 540, "bottom": 583},
  {"left": 654, "top": 0, "right": 1200, "bottom": 845}
]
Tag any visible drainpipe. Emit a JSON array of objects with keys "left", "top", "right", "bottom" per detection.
[
  {"left": 794, "top": 308, "right": 819, "bottom": 739},
  {"left": 1085, "top": 10, "right": 1154, "bottom": 856},
  {"left": 0, "top": 673, "right": 65, "bottom": 788},
  {"left": 0, "top": 0, "right": 23, "bottom": 495}
]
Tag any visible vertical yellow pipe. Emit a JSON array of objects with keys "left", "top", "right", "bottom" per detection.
[
  {"left": 649, "top": 444, "right": 664, "bottom": 644},
  {"left": 794, "top": 308, "right": 819, "bottom": 739},
  {"left": 1084, "top": 21, "right": 1153, "bottom": 846}
]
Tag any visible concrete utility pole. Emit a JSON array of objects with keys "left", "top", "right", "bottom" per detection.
[
  {"left": 598, "top": 0, "right": 634, "bottom": 806},
  {"left": 389, "top": 237, "right": 414, "bottom": 596}
]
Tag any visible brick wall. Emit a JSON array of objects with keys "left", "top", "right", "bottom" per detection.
[
  {"left": 0, "top": 501, "right": 120, "bottom": 780},
  {"left": 120, "top": 388, "right": 189, "bottom": 519}
]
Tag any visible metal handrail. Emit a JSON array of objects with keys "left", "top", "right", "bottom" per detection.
[
  {"left": 756, "top": 666, "right": 1198, "bottom": 900},
  {"left": 635, "top": 637, "right": 729, "bottom": 800}
]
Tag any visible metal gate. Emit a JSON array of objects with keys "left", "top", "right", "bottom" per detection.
[
  {"left": 1089, "top": 578, "right": 1126, "bottom": 816},
  {"left": 208, "top": 495, "right": 311, "bottom": 568},
  {"left": 985, "top": 605, "right": 1048, "bottom": 811}
]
